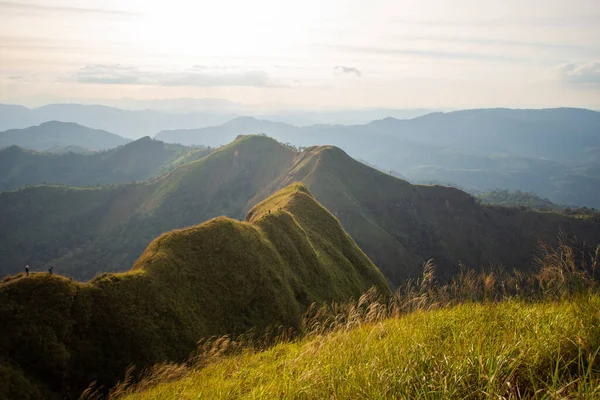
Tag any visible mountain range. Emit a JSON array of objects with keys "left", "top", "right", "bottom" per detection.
[
  {"left": 0, "top": 104, "right": 234, "bottom": 139},
  {"left": 0, "top": 121, "right": 130, "bottom": 152},
  {"left": 0, "top": 103, "right": 436, "bottom": 138},
  {"left": 1, "top": 135, "right": 598, "bottom": 286},
  {"left": 0, "top": 136, "right": 211, "bottom": 190},
  {"left": 3, "top": 106, "right": 598, "bottom": 209},
  {"left": 155, "top": 108, "right": 600, "bottom": 208}
]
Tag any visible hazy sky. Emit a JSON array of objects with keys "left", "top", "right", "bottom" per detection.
[{"left": 1, "top": 0, "right": 599, "bottom": 109}]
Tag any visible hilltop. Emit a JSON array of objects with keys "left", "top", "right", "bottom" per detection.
[
  {"left": 0, "top": 183, "right": 388, "bottom": 398},
  {"left": 155, "top": 117, "right": 299, "bottom": 147},
  {"left": 1, "top": 135, "right": 599, "bottom": 285},
  {"left": 0, "top": 121, "right": 130, "bottom": 151},
  {"left": 0, "top": 137, "right": 211, "bottom": 190}
]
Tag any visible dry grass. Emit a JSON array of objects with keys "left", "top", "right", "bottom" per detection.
[{"left": 103, "top": 236, "right": 600, "bottom": 399}]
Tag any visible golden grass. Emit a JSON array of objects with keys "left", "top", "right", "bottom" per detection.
[{"left": 114, "top": 238, "right": 600, "bottom": 400}]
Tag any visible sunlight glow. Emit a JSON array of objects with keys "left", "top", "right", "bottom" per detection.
[{"left": 0, "top": 0, "right": 598, "bottom": 108}]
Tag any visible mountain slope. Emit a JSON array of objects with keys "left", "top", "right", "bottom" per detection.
[
  {"left": 275, "top": 146, "right": 599, "bottom": 283},
  {"left": 0, "top": 137, "right": 210, "bottom": 190},
  {"left": 0, "top": 136, "right": 299, "bottom": 279},
  {"left": 0, "top": 121, "right": 129, "bottom": 151},
  {"left": 156, "top": 108, "right": 600, "bottom": 208},
  {"left": 0, "top": 183, "right": 388, "bottom": 398},
  {"left": 369, "top": 107, "right": 600, "bottom": 161},
  {"left": 0, "top": 135, "right": 599, "bottom": 285}
]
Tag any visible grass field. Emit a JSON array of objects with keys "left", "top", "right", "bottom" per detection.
[
  {"left": 113, "top": 240, "right": 600, "bottom": 400},
  {"left": 120, "top": 295, "right": 600, "bottom": 400}
]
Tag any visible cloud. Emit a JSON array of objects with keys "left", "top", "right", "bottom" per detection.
[
  {"left": 160, "top": 70, "right": 272, "bottom": 87},
  {"left": 558, "top": 62, "right": 600, "bottom": 85},
  {"left": 394, "top": 14, "right": 600, "bottom": 28},
  {"left": 334, "top": 66, "right": 362, "bottom": 77},
  {"left": 395, "top": 35, "right": 583, "bottom": 51},
  {"left": 0, "top": 0, "right": 135, "bottom": 15},
  {"left": 5, "top": 74, "right": 38, "bottom": 83},
  {"left": 326, "top": 45, "right": 526, "bottom": 63},
  {"left": 65, "top": 64, "right": 277, "bottom": 87},
  {"left": 69, "top": 65, "right": 144, "bottom": 84}
]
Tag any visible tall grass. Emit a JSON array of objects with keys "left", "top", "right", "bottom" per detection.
[{"left": 91, "top": 237, "right": 600, "bottom": 399}]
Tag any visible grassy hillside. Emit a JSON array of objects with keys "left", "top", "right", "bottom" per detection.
[
  {"left": 0, "top": 183, "right": 388, "bottom": 399},
  {"left": 115, "top": 241, "right": 600, "bottom": 399},
  {"left": 0, "top": 121, "right": 129, "bottom": 151},
  {"left": 273, "top": 144, "right": 600, "bottom": 283},
  {"left": 123, "top": 297, "right": 600, "bottom": 399},
  {"left": 1, "top": 135, "right": 599, "bottom": 285},
  {"left": 0, "top": 136, "right": 293, "bottom": 279},
  {"left": 0, "top": 137, "right": 211, "bottom": 190}
]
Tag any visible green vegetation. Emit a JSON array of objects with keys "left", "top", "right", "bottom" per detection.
[
  {"left": 0, "top": 137, "right": 211, "bottom": 190},
  {"left": 122, "top": 299, "right": 600, "bottom": 400},
  {"left": 1, "top": 135, "right": 599, "bottom": 285},
  {"left": 0, "top": 183, "right": 388, "bottom": 399},
  {"left": 476, "top": 189, "right": 600, "bottom": 222},
  {"left": 113, "top": 239, "right": 600, "bottom": 399},
  {"left": 476, "top": 189, "right": 561, "bottom": 210}
]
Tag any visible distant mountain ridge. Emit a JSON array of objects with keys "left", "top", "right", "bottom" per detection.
[
  {"left": 156, "top": 117, "right": 299, "bottom": 147},
  {"left": 0, "top": 137, "right": 210, "bottom": 190},
  {"left": 0, "top": 101, "right": 437, "bottom": 131},
  {"left": 0, "top": 104, "right": 235, "bottom": 138},
  {"left": 0, "top": 121, "right": 130, "bottom": 151}
]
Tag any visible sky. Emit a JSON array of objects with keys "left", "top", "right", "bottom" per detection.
[{"left": 0, "top": 0, "right": 599, "bottom": 110}]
